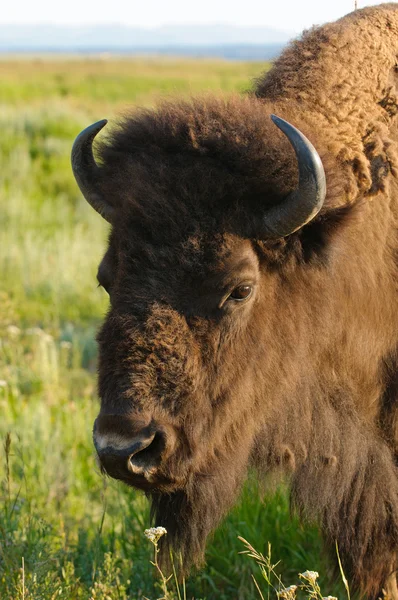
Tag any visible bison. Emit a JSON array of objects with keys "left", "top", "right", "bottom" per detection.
[{"left": 71, "top": 4, "right": 398, "bottom": 597}]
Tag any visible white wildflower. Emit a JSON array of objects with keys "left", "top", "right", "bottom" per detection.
[
  {"left": 322, "top": 597, "right": 338, "bottom": 600},
  {"left": 299, "top": 571, "right": 319, "bottom": 583},
  {"left": 278, "top": 585, "right": 298, "bottom": 599},
  {"left": 144, "top": 526, "right": 167, "bottom": 544}
]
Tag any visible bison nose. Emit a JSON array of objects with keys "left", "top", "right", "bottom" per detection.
[{"left": 93, "top": 416, "right": 168, "bottom": 484}]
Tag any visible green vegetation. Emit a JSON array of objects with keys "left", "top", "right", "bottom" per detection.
[{"left": 0, "top": 58, "right": 344, "bottom": 599}]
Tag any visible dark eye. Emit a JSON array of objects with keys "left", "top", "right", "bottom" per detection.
[{"left": 228, "top": 285, "right": 253, "bottom": 302}]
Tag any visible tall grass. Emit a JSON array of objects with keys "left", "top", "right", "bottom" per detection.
[{"left": 0, "top": 58, "right": 343, "bottom": 599}]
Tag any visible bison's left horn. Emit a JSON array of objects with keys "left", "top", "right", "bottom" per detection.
[
  {"left": 262, "top": 115, "right": 326, "bottom": 238},
  {"left": 71, "top": 120, "right": 115, "bottom": 223}
]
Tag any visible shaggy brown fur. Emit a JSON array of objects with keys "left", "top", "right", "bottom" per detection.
[{"left": 89, "top": 5, "right": 398, "bottom": 597}]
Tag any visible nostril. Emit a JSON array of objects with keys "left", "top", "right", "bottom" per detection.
[
  {"left": 93, "top": 416, "right": 173, "bottom": 485},
  {"left": 127, "top": 432, "right": 165, "bottom": 474}
]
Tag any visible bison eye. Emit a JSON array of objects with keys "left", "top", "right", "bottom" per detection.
[{"left": 228, "top": 284, "right": 252, "bottom": 302}]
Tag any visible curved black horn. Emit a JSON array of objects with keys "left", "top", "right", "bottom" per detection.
[
  {"left": 71, "top": 120, "right": 115, "bottom": 223},
  {"left": 262, "top": 115, "right": 326, "bottom": 239}
]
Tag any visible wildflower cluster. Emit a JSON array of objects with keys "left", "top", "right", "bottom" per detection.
[
  {"left": 239, "top": 537, "right": 345, "bottom": 600},
  {"left": 277, "top": 584, "right": 298, "bottom": 599},
  {"left": 144, "top": 526, "right": 168, "bottom": 545},
  {"left": 299, "top": 571, "right": 319, "bottom": 584}
]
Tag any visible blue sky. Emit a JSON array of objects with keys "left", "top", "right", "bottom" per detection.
[{"left": 2, "top": 0, "right": 392, "bottom": 32}]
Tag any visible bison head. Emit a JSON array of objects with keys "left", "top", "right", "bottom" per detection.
[{"left": 71, "top": 96, "right": 327, "bottom": 570}]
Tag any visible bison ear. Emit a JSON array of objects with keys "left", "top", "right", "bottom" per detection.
[
  {"left": 71, "top": 120, "right": 115, "bottom": 223},
  {"left": 259, "top": 116, "right": 327, "bottom": 239}
]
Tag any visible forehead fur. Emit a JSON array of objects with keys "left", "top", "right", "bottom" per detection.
[{"left": 96, "top": 95, "right": 328, "bottom": 242}]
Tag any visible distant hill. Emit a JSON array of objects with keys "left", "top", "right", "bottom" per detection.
[{"left": 0, "top": 23, "right": 294, "bottom": 58}]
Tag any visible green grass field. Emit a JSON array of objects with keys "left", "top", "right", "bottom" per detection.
[{"left": 0, "top": 58, "right": 345, "bottom": 599}]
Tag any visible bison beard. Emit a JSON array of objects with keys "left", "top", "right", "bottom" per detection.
[
  {"left": 150, "top": 450, "right": 249, "bottom": 574},
  {"left": 71, "top": 4, "right": 398, "bottom": 598}
]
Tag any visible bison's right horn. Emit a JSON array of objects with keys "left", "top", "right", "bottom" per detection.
[
  {"left": 260, "top": 115, "right": 326, "bottom": 239},
  {"left": 71, "top": 120, "right": 115, "bottom": 223}
]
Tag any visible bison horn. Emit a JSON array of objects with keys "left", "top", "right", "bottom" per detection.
[
  {"left": 263, "top": 115, "right": 326, "bottom": 238},
  {"left": 71, "top": 120, "right": 115, "bottom": 223}
]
